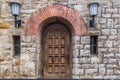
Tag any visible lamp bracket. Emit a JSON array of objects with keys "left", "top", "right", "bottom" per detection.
[
  {"left": 90, "top": 16, "right": 95, "bottom": 28},
  {"left": 15, "top": 20, "right": 21, "bottom": 28},
  {"left": 14, "top": 15, "right": 21, "bottom": 28}
]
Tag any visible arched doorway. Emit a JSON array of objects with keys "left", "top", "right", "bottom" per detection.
[
  {"left": 25, "top": 5, "right": 87, "bottom": 79},
  {"left": 43, "top": 22, "right": 71, "bottom": 79}
]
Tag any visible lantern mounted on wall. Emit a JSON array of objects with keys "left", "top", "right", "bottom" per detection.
[
  {"left": 10, "top": 2, "right": 21, "bottom": 28},
  {"left": 88, "top": 3, "right": 99, "bottom": 28}
]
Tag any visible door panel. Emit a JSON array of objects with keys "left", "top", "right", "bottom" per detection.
[{"left": 43, "top": 23, "right": 70, "bottom": 79}]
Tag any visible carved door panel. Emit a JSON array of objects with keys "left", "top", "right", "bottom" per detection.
[{"left": 43, "top": 23, "right": 70, "bottom": 79}]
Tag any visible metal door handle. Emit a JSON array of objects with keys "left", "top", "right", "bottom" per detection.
[
  {"left": 65, "top": 54, "right": 69, "bottom": 58},
  {"left": 65, "top": 54, "right": 69, "bottom": 63}
]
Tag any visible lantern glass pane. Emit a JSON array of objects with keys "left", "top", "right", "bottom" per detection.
[
  {"left": 89, "top": 3, "right": 98, "bottom": 16},
  {"left": 11, "top": 3, "right": 20, "bottom": 16}
]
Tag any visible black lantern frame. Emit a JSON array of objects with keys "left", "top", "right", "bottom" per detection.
[
  {"left": 10, "top": 2, "right": 21, "bottom": 28},
  {"left": 88, "top": 3, "right": 99, "bottom": 28}
]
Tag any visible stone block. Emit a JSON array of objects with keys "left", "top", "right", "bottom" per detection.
[
  {"left": 21, "top": 10, "right": 35, "bottom": 14},
  {"left": 82, "top": 64, "right": 97, "bottom": 69},
  {"left": 102, "top": 14, "right": 111, "bottom": 18},
  {"left": 115, "top": 53, "right": 120, "bottom": 58},
  {"left": 21, "top": 54, "right": 29, "bottom": 61},
  {"left": 118, "top": 59, "right": 120, "bottom": 66},
  {"left": 108, "top": 48, "right": 119, "bottom": 53},
  {"left": 1, "top": 3, "right": 10, "bottom": 18},
  {"left": 103, "top": 59, "right": 108, "bottom": 63},
  {"left": 98, "top": 48, "right": 107, "bottom": 53},
  {"left": 108, "top": 59, "right": 117, "bottom": 64},
  {"left": 21, "top": 48, "right": 27, "bottom": 53},
  {"left": 72, "top": 68, "right": 84, "bottom": 76},
  {"left": 21, "top": 36, "right": 31, "bottom": 42},
  {"left": 80, "top": 50, "right": 90, "bottom": 57},
  {"left": 73, "top": 63, "right": 81, "bottom": 68},
  {"left": 22, "top": 68, "right": 29, "bottom": 76},
  {"left": 13, "top": 58, "right": 20, "bottom": 66},
  {"left": 0, "top": 54, "right": 12, "bottom": 61},
  {"left": 79, "top": 57, "right": 90, "bottom": 63},
  {"left": 29, "top": 54, "right": 36, "bottom": 61},
  {"left": 99, "top": 66, "right": 106, "bottom": 75},
  {"left": 93, "top": 76, "right": 103, "bottom": 79},
  {"left": 104, "top": 53, "right": 114, "bottom": 58},
  {"left": 72, "top": 75, "right": 79, "bottom": 79},
  {"left": 101, "top": 8, "right": 106, "bottom": 14},
  {"left": 68, "top": 0, "right": 77, "bottom": 4},
  {"left": 80, "top": 36, "right": 90, "bottom": 44},
  {"left": 114, "top": 68, "right": 120, "bottom": 75},
  {"left": 79, "top": 75, "right": 93, "bottom": 79},
  {"left": 109, "top": 36, "right": 117, "bottom": 41},
  {"left": 21, "top": 43, "right": 28, "bottom": 47},
  {"left": 2, "top": 76, "right": 12, "bottom": 79},
  {"left": 84, "top": 45, "right": 90, "bottom": 50},
  {"left": 72, "top": 68, "right": 79, "bottom": 75},
  {"left": 73, "top": 58, "right": 79, "bottom": 63},
  {"left": 101, "top": 29, "right": 110, "bottom": 35},
  {"left": 27, "top": 48, "right": 36, "bottom": 53},
  {"left": 89, "top": 30, "right": 100, "bottom": 35},
  {"left": 79, "top": 69, "right": 84, "bottom": 76},
  {"left": 106, "top": 8, "right": 118, "bottom": 13},
  {"left": 115, "top": 25, "right": 120, "bottom": 28},
  {"left": 73, "top": 36, "right": 80, "bottom": 43},
  {"left": 28, "top": 69, "right": 36, "bottom": 76},
  {"left": 13, "top": 66, "right": 19, "bottom": 76},
  {"left": 106, "top": 64, "right": 118, "bottom": 69},
  {"left": 98, "top": 36, "right": 107, "bottom": 41},
  {"left": 91, "top": 57, "right": 100, "bottom": 64},
  {"left": 114, "top": 2, "right": 120, "bottom": 8},
  {"left": 85, "top": 69, "right": 97, "bottom": 75},
  {"left": 73, "top": 49, "right": 80, "bottom": 58},
  {"left": 74, "top": 5, "right": 83, "bottom": 12},
  {"left": 0, "top": 23, "right": 10, "bottom": 29},
  {"left": 107, "top": 19, "right": 114, "bottom": 28},
  {"left": 98, "top": 42, "right": 104, "bottom": 47},
  {"left": 104, "top": 76, "right": 118, "bottom": 79},
  {"left": 1, "top": 61, "right": 12, "bottom": 76},
  {"left": 102, "top": 1, "right": 112, "bottom": 8},
  {"left": 3, "top": 44, "right": 11, "bottom": 50},
  {"left": 104, "top": 41, "right": 113, "bottom": 48},
  {"left": 111, "top": 29, "right": 117, "bottom": 35},
  {"left": 99, "top": 18, "right": 106, "bottom": 24},
  {"left": 112, "top": 14, "right": 120, "bottom": 17},
  {"left": 73, "top": 44, "right": 83, "bottom": 49},
  {"left": 107, "top": 69, "right": 113, "bottom": 75}
]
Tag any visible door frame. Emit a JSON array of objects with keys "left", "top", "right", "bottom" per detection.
[{"left": 41, "top": 22, "right": 72, "bottom": 79}]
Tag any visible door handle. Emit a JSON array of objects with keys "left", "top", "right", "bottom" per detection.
[
  {"left": 65, "top": 54, "right": 69, "bottom": 58},
  {"left": 65, "top": 54, "right": 69, "bottom": 63}
]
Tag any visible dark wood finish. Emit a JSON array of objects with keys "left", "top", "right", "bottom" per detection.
[{"left": 43, "top": 23, "right": 70, "bottom": 79}]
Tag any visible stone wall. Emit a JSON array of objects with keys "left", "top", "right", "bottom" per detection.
[{"left": 0, "top": 0, "right": 120, "bottom": 79}]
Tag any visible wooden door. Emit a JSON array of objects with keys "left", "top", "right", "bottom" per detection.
[{"left": 43, "top": 23, "right": 71, "bottom": 79}]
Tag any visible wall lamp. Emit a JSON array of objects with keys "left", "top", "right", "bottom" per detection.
[
  {"left": 88, "top": 3, "right": 99, "bottom": 28},
  {"left": 10, "top": 2, "right": 21, "bottom": 28}
]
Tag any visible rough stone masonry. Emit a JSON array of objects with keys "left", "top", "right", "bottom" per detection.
[{"left": 0, "top": 0, "right": 120, "bottom": 79}]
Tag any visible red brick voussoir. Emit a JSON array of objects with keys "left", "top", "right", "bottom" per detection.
[{"left": 25, "top": 5, "right": 88, "bottom": 36}]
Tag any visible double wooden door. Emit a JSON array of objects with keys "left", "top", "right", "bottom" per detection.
[{"left": 43, "top": 23, "right": 71, "bottom": 79}]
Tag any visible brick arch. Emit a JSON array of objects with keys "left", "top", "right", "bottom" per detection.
[{"left": 25, "top": 5, "right": 87, "bottom": 36}]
